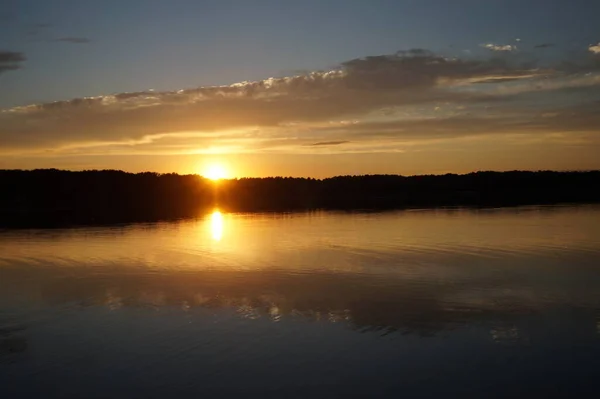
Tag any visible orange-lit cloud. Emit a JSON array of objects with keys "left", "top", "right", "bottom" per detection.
[{"left": 1, "top": 48, "right": 600, "bottom": 159}]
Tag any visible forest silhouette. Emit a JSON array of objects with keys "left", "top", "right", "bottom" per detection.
[{"left": 0, "top": 169, "right": 599, "bottom": 227}]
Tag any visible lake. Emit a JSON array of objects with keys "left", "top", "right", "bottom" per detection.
[{"left": 1, "top": 205, "right": 600, "bottom": 398}]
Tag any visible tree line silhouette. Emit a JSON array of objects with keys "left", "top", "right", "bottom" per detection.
[{"left": 1, "top": 169, "right": 599, "bottom": 227}]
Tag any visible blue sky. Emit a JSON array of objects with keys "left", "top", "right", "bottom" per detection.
[
  {"left": 1, "top": 0, "right": 599, "bottom": 176},
  {"left": 2, "top": 0, "right": 599, "bottom": 107}
]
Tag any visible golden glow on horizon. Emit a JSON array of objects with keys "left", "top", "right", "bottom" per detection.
[
  {"left": 210, "top": 210, "right": 224, "bottom": 241},
  {"left": 203, "top": 163, "right": 229, "bottom": 180}
]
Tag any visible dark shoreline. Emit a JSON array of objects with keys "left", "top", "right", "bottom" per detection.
[{"left": 1, "top": 169, "right": 599, "bottom": 228}]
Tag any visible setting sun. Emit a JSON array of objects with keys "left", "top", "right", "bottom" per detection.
[{"left": 203, "top": 164, "right": 228, "bottom": 181}]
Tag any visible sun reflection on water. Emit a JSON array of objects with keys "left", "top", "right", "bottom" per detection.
[{"left": 210, "top": 210, "right": 224, "bottom": 241}]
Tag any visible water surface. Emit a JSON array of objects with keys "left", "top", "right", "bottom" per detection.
[{"left": 1, "top": 206, "right": 600, "bottom": 398}]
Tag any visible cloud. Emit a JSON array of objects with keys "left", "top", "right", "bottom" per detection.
[
  {"left": 0, "top": 51, "right": 26, "bottom": 74},
  {"left": 307, "top": 141, "right": 350, "bottom": 146},
  {"left": 1, "top": 48, "right": 599, "bottom": 155},
  {"left": 53, "top": 37, "right": 92, "bottom": 44},
  {"left": 589, "top": 43, "right": 600, "bottom": 54},
  {"left": 534, "top": 43, "right": 555, "bottom": 49},
  {"left": 286, "top": 103, "right": 600, "bottom": 150},
  {"left": 481, "top": 43, "right": 517, "bottom": 52}
]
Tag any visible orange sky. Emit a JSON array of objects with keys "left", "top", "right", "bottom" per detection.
[{"left": 2, "top": 45, "right": 600, "bottom": 177}]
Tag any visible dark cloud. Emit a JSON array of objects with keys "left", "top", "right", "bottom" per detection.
[
  {"left": 338, "top": 48, "right": 534, "bottom": 91},
  {"left": 534, "top": 43, "right": 555, "bottom": 49},
  {"left": 307, "top": 141, "right": 350, "bottom": 146},
  {"left": 0, "top": 51, "right": 25, "bottom": 74},
  {"left": 53, "top": 37, "right": 91, "bottom": 44}
]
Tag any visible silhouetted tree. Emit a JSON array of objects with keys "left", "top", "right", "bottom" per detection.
[{"left": 0, "top": 169, "right": 598, "bottom": 227}]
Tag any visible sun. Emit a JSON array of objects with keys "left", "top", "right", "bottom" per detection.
[{"left": 203, "top": 164, "right": 228, "bottom": 181}]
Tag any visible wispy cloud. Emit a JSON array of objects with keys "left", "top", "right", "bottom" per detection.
[
  {"left": 0, "top": 51, "right": 26, "bottom": 74},
  {"left": 481, "top": 43, "right": 517, "bottom": 52},
  {"left": 53, "top": 37, "right": 92, "bottom": 44},
  {"left": 21, "top": 24, "right": 90, "bottom": 45},
  {"left": 307, "top": 141, "right": 350, "bottom": 146}
]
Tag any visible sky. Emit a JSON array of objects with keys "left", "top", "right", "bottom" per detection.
[{"left": 1, "top": 0, "right": 599, "bottom": 177}]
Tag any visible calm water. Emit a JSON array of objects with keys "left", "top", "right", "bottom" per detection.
[{"left": 1, "top": 205, "right": 600, "bottom": 398}]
